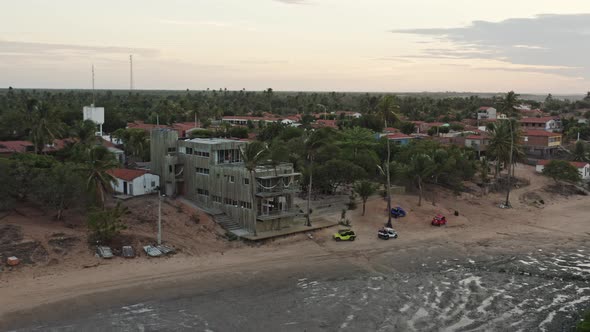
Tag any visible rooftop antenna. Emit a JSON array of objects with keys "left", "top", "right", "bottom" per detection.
[
  {"left": 92, "top": 64, "right": 96, "bottom": 106},
  {"left": 129, "top": 55, "right": 134, "bottom": 91}
]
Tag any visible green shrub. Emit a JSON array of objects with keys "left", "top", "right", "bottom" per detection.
[
  {"left": 87, "top": 203, "right": 128, "bottom": 244},
  {"left": 578, "top": 310, "right": 590, "bottom": 332}
]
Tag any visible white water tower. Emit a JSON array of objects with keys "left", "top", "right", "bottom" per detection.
[{"left": 83, "top": 104, "right": 105, "bottom": 136}]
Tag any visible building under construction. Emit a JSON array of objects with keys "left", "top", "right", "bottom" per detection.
[{"left": 150, "top": 129, "right": 301, "bottom": 234}]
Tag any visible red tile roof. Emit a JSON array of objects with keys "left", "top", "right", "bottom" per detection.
[
  {"left": 107, "top": 168, "right": 149, "bottom": 181},
  {"left": 127, "top": 121, "right": 163, "bottom": 131},
  {"left": 537, "top": 160, "right": 589, "bottom": 168},
  {"left": 223, "top": 115, "right": 279, "bottom": 121},
  {"left": 0, "top": 140, "right": 33, "bottom": 154},
  {"left": 465, "top": 135, "right": 488, "bottom": 140},
  {"left": 0, "top": 139, "right": 73, "bottom": 154},
  {"left": 519, "top": 117, "right": 558, "bottom": 124},
  {"left": 386, "top": 133, "right": 412, "bottom": 140},
  {"left": 524, "top": 130, "right": 562, "bottom": 137},
  {"left": 314, "top": 119, "right": 337, "bottom": 128},
  {"left": 479, "top": 106, "right": 493, "bottom": 111}
]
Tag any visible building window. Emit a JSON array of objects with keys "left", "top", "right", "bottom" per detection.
[
  {"left": 217, "top": 149, "right": 242, "bottom": 164},
  {"left": 194, "top": 150, "right": 210, "bottom": 158},
  {"left": 167, "top": 147, "right": 176, "bottom": 153},
  {"left": 244, "top": 178, "right": 249, "bottom": 185},
  {"left": 151, "top": 181, "right": 156, "bottom": 187},
  {"left": 229, "top": 175, "right": 235, "bottom": 183},
  {"left": 239, "top": 201, "right": 252, "bottom": 209},
  {"left": 197, "top": 188, "right": 209, "bottom": 196},
  {"left": 212, "top": 195, "right": 222, "bottom": 203},
  {"left": 196, "top": 167, "right": 210, "bottom": 175},
  {"left": 224, "top": 197, "right": 233, "bottom": 205},
  {"left": 186, "top": 147, "right": 193, "bottom": 154},
  {"left": 168, "top": 165, "right": 173, "bottom": 173}
]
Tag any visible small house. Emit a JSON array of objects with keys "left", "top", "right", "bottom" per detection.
[
  {"left": 108, "top": 168, "right": 160, "bottom": 196},
  {"left": 536, "top": 160, "right": 590, "bottom": 180},
  {"left": 386, "top": 133, "right": 413, "bottom": 145}
]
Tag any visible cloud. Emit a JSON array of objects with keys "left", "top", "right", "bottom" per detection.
[
  {"left": 273, "top": 0, "right": 311, "bottom": 4},
  {"left": 391, "top": 14, "right": 590, "bottom": 79},
  {"left": 157, "top": 19, "right": 257, "bottom": 31},
  {"left": 0, "top": 40, "right": 159, "bottom": 58}
]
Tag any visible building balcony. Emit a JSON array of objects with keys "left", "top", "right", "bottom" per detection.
[
  {"left": 256, "top": 185, "right": 299, "bottom": 197},
  {"left": 256, "top": 209, "right": 301, "bottom": 221}
]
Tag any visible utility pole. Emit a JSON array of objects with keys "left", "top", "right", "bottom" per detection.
[
  {"left": 129, "top": 55, "right": 134, "bottom": 91},
  {"left": 91, "top": 64, "right": 96, "bottom": 106},
  {"left": 504, "top": 120, "right": 514, "bottom": 208},
  {"left": 317, "top": 104, "right": 327, "bottom": 120},
  {"left": 385, "top": 119, "right": 392, "bottom": 228},
  {"left": 157, "top": 189, "right": 162, "bottom": 245}
]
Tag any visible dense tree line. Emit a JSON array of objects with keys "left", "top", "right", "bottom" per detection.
[{"left": 1, "top": 87, "right": 562, "bottom": 141}]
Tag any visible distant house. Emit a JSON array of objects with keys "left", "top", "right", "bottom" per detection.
[
  {"left": 386, "top": 133, "right": 413, "bottom": 145},
  {"left": 536, "top": 160, "right": 590, "bottom": 180},
  {"left": 127, "top": 121, "right": 201, "bottom": 137},
  {"left": 464, "top": 134, "right": 490, "bottom": 152},
  {"left": 477, "top": 107, "right": 497, "bottom": 120},
  {"left": 519, "top": 117, "right": 562, "bottom": 132},
  {"left": 520, "top": 108, "right": 545, "bottom": 118},
  {"left": 334, "top": 111, "right": 362, "bottom": 119},
  {"left": 521, "top": 130, "right": 562, "bottom": 157},
  {"left": 312, "top": 119, "right": 338, "bottom": 129},
  {"left": 0, "top": 139, "right": 73, "bottom": 156},
  {"left": 99, "top": 138, "right": 125, "bottom": 164},
  {"left": 0, "top": 140, "right": 34, "bottom": 156},
  {"left": 108, "top": 168, "right": 160, "bottom": 196}
]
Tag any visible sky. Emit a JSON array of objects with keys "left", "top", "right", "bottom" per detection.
[{"left": 1, "top": 0, "right": 590, "bottom": 94}]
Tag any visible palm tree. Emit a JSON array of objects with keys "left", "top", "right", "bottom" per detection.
[
  {"left": 354, "top": 181, "right": 377, "bottom": 216},
  {"left": 573, "top": 141, "right": 589, "bottom": 162},
  {"left": 498, "top": 91, "right": 520, "bottom": 118},
  {"left": 340, "top": 127, "right": 375, "bottom": 158},
  {"left": 72, "top": 120, "right": 99, "bottom": 146},
  {"left": 376, "top": 95, "right": 401, "bottom": 227},
  {"left": 267, "top": 139, "right": 289, "bottom": 175},
  {"left": 83, "top": 145, "right": 119, "bottom": 209},
  {"left": 407, "top": 154, "right": 436, "bottom": 206},
  {"left": 239, "top": 141, "right": 268, "bottom": 235},
  {"left": 27, "top": 100, "right": 63, "bottom": 154},
  {"left": 488, "top": 120, "right": 524, "bottom": 178},
  {"left": 303, "top": 128, "right": 333, "bottom": 227}
]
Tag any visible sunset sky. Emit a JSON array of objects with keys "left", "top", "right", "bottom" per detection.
[{"left": 2, "top": 0, "right": 590, "bottom": 93}]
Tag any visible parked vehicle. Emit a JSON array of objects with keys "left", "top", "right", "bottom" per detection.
[
  {"left": 431, "top": 214, "right": 447, "bottom": 226},
  {"left": 121, "top": 246, "right": 135, "bottom": 258},
  {"left": 377, "top": 227, "right": 398, "bottom": 240},
  {"left": 143, "top": 245, "right": 163, "bottom": 257},
  {"left": 333, "top": 229, "right": 356, "bottom": 241},
  {"left": 96, "top": 246, "right": 114, "bottom": 259},
  {"left": 391, "top": 207, "right": 407, "bottom": 218}
]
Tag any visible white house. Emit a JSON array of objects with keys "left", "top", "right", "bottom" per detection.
[
  {"left": 536, "top": 160, "right": 590, "bottom": 180},
  {"left": 108, "top": 168, "right": 160, "bottom": 196},
  {"left": 477, "top": 107, "right": 497, "bottom": 120}
]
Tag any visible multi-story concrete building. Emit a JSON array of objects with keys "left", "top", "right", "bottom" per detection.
[
  {"left": 150, "top": 129, "right": 301, "bottom": 234},
  {"left": 477, "top": 107, "right": 497, "bottom": 120},
  {"left": 521, "top": 129, "right": 562, "bottom": 157},
  {"left": 519, "top": 117, "right": 562, "bottom": 132}
]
